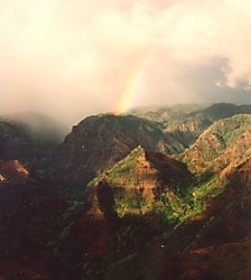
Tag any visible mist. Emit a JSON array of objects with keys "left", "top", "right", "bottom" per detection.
[{"left": 1, "top": 0, "right": 251, "bottom": 129}]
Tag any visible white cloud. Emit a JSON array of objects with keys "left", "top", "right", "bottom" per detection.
[{"left": 0, "top": 0, "right": 251, "bottom": 127}]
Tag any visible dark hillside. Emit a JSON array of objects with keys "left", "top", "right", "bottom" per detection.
[
  {"left": 0, "top": 120, "right": 44, "bottom": 163},
  {"left": 48, "top": 114, "right": 175, "bottom": 187}
]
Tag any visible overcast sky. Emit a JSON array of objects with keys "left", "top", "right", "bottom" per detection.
[{"left": 1, "top": 0, "right": 251, "bottom": 127}]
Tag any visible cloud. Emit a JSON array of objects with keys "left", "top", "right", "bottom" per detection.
[{"left": 0, "top": 0, "right": 251, "bottom": 127}]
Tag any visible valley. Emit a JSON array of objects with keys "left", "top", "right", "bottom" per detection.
[{"left": 0, "top": 103, "right": 251, "bottom": 279}]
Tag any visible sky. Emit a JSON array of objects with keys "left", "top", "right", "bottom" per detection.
[{"left": 1, "top": 0, "right": 251, "bottom": 128}]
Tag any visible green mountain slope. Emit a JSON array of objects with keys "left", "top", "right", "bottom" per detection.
[
  {"left": 87, "top": 146, "right": 193, "bottom": 218},
  {"left": 132, "top": 103, "right": 251, "bottom": 153},
  {"left": 182, "top": 114, "right": 251, "bottom": 175}
]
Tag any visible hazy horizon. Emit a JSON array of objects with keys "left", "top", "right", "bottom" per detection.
[{"left": 1, "top": 0, "right": 251, "bottom": 128}]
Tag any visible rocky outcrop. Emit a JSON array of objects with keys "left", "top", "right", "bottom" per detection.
[{"left": 87, "top": 146, "right": 193, "bottom": 217}]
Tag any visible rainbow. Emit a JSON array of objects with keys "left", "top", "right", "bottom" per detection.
[{"left": 115, "top": 62, "right": 148, "bottom": 115}]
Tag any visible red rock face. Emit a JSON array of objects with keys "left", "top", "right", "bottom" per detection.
[
  {"left": 179, "top": 240, "right": 251, "bottom": 280},
  {"left": 0, "top": 159, "right": 30, "bottom": 183}
]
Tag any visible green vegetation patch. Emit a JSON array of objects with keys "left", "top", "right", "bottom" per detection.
[{"left": 88, "top": 145, "right": 145, "bottom": 188}]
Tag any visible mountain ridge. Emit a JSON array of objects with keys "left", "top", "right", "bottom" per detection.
[{"left": 0, "top": 102, "right": 251, "bottom": 279}]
